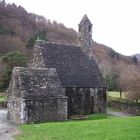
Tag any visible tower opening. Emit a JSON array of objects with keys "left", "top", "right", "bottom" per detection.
[
  {"left": 79, "top": 37, "right": 81, "bottom": 41},
  {"left": 78, "top": 14, "right": 93, "bottom": 50},
  {"left": 79, "top": 26, "right": 81, "bottom": 32},
  {"left": 88, "top": 26, "right": 91, "bottom": 32}
]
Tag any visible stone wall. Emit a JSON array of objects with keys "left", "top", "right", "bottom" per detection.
[
  {"left": 7, "top": 97, "right": 23, "bottom": 124},
  {"left": 7, "top": 97, "right": 67, "bottom": 124},
  {"left": 108, "top": 100, "right": 140, "bottom": 115},
  {"left": 7, "top": 68, "right": 22, "bottom": 124},
  {"left": 28, "top": 42, "right": 45, "bottom": 68},
  {"left": 22, "top": 97, "right": 67, "bottom": 124},
  {"left": 78, "top": 15, "right": 93, "bottom": 55},
  {"left": 65, "top": 87, "right": 106, "bottom": 116}
]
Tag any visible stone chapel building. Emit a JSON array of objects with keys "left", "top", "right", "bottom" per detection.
[{"left": 7, "top": 15, "right": 106, "bottom": 124}]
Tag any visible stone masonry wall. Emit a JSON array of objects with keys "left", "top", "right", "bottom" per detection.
[
  {"left": 7, "top": 70, "right": 22, "bottom": 124},
  {"left": 93, "top": 88, "right": 106, "bottom": 113},
  {"left": 21, "top": 97, "right": 67, "bottom": 124},
  {"left": 78, "top": 16, "right": 93, "bottom": 56},
  {"left": 7, "top": 97, "right": 22, "bottom": 124},
  {"left": 65, "top": 87, "right": 106, "bottom": 116},
  {"left": 28, "top": 42, "right": 45, "bottom": 68},
  {"left": 108, "top": 100, "right": 140, "bottom": 115}
]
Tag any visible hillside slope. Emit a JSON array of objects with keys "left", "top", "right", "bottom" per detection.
[
  {"left": 0, "top": 1, "right": 137, "bottom": 65},
  {"left": 0, "top": 1, "right": 77, "bottom": 55},
  {"left": 0, "top": 1, "right": 139, "bottom": 91}
]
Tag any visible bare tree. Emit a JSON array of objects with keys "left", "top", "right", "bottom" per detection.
[{"left": 119, "top": 65, "right": 140, "bottom": 102}]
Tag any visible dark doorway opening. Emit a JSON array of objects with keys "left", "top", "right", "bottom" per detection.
[{"left": 90, "top": 96, "right": 94, "bottom": 113}]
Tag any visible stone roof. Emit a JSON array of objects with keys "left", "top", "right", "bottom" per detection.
[
  {"left": 79, "top": 14, "right": 92, "bottom": 25},
  {"left": 39, "top": 42, "right": 105, "bottom": 87},
  {"left": 11, "top": 67, "right": 65, "bottom": 98}
]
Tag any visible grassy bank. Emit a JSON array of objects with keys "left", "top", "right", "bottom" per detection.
[
  {"left": 108, "top": 91, "right": 126, "bottom": 99},
  {"left": 16, "top": 115, "right": 140, "bottom": 140},
  {"left": 0, "top": 92, "right": 6, "bottom": 103},
  {"left": 0, "top": 95, "right": 5, "bottom": 102}
]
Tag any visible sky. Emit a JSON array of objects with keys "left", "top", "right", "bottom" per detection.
[{"left": 6, "top": 0, "right": 140, "bottom": 55}]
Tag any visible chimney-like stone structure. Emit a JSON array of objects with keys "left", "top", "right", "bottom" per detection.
[{"left": 78, "top": 15, "right": 93, "bottom": 56}]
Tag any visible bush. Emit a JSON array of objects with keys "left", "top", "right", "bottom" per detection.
[
  {"left": 109, "top": 49, "right": 120, "bottom": 59},
  {"left": 0, "top": 51, "right": 27, "bottom": 90},
  {"left": 104, "top": 74, "right": 119, "bottom": 91},
  {"left": 2, "top": 50, "right": 27, "bottom": 68},
  {"left": 0, "top": 26, "right": 13, "bottom": 35}
]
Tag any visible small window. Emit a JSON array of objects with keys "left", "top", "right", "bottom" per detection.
[
  {"left": 79, "top": 37, "right": 81, "bottom": 41},
  {"left": 99, "top": 107, "right": 102, "bottom": 113},
  {"left": 88, "top": 26, "right": 91, "bottom": 32},
  {"left": 79, "top": 26, "right": 81, "bottom": 32},
  {"left": 12, "top": 101, "right": 15, "bottom": 107}
]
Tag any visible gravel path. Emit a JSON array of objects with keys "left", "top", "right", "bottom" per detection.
[
  {"left": 107, "top": 110, "right": 134, "bottom": 117},
  {"left": 0, "top": 108, "right": 18, "bottom": 140}
]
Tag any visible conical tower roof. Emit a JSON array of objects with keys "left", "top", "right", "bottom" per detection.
[{"left": 79, "top": 14, "right": 92, "bottom": 25}]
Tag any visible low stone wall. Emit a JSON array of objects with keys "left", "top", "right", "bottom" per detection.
[{"left": 108, "top": 99, "right": 140, "bottom": 115}]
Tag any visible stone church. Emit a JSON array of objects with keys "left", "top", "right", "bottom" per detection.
[{"left": 7, "top": 15, "right": 106, "bottom": 124}]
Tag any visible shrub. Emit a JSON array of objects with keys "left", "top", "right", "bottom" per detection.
[{"left": 0, "top": 51, "right": 27, "bottom": 90}]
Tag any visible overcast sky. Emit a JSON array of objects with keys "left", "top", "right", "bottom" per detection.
[{"left": 6, "top": 0, "right": 140, "bottom": 55}]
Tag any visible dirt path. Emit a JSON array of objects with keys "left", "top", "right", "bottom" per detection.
[
  {"left": 0, "top": 108, "right": 18, "bottom": 140},
  {"left": 107, "top": 110, "right": 135, "bottom": 117}
]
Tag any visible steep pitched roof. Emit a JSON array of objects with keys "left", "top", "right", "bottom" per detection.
[
  {"left": 39, "top": 42, "right": 105, "bottom": 87},
  {"left": 79, "top": 14, "right": 92, "bottom": 25},
  {"left": 10, "top": 67, "right": 65, "bottom": 98}
]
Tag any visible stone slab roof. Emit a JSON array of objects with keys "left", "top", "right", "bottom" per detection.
[
  {"left": 40, "top": 42, "right": 105, "bottom": 87},
  {"left": 79, "top": 14, "right": 92, "bottom": 25},
  {"left": 11, "top": 67, "right": 65, "bottom": 98}
]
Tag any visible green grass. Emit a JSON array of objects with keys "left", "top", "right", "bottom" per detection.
[
  {"left": 87, "top": 113, "right": 109, "bottom": 120},
  {"left": 15, "top": 115, "right": 140, "bottom": 140},
  {"left": 108, "top": 91, "right": 125, "bottom": 99},
  {"left": 0, "top": 96, "right": 5, "bottom": 102},
  {"left": 0, "top": 92, "right": 6, "bottom": 102},
  {"left": 107, "top": 107, "right": 122, "bottom": 112}
]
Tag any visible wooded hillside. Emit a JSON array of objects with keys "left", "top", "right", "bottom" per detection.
[{"left": 0, "top": 0, "right": 140, "bottom": 101}]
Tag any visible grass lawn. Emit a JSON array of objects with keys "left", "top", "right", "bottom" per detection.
[
  {"left": 15, "top": 115, "right": 140, "bottom": 140},
  {"left": 108, "top": 91, "right": 125, "bottom": 99},
  {"left": 0, "top": 95, "right": 5, "bottom": 102},
  {"left": 107, "top": 107, "right": 122, "bottom": 112},
  {"left": 0, "top": 92, "right": 6, "bottom": 102}
]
